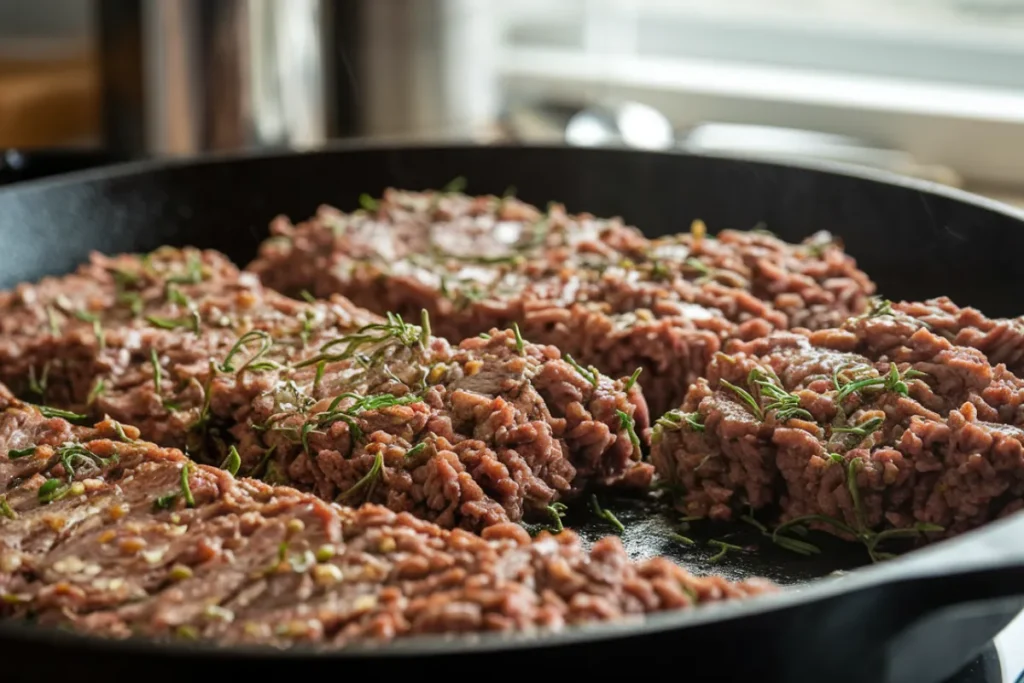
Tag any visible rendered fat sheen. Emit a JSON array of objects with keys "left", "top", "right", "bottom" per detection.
[{"left": 0, "top": 186, "right": 1021, "bottom": 648}]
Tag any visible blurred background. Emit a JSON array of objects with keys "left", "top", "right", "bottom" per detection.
[{"left": 2, "top": 0, "right": 1024, "bottom": 205}]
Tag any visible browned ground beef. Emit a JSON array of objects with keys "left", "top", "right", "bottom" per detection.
[
  {"left": 246, "top": 189, "right": 875, "bottom": 415},
  {"left": 0, "top": 391, "right": 775, "bottom": 645},
  {"left": 0, "top": 249, "right": 651, "bottom": 532},
  {"left": 651, "top": 306, "right": 1024, "bottom": 543}
]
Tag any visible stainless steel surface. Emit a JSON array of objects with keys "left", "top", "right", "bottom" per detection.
[{"left": 140, "top": 0, "right": 327, "bottom": 156}]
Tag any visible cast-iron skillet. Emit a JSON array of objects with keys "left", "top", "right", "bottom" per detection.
[{"left": 0, "top": 143, "right": 1023, "bottom": 683}]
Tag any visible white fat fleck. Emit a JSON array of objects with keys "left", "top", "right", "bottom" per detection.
[
  {"left": 557, "top": 276, "right": 581, "bottom": 306},
  {"left": 493, "top": 221, "right": 523, "bottom": 245},
  {"left": 167, "top": 525, "right": 188, "bottom": 536},
  {"left": 360, "top": 221, "right": 398, "bottom": 261},
  {"left": 391, "top": 261, "right": 442, "bottom": 289},
  {"left": 564, "top": 219, "right": 602, "bottom": 246},
  {"left": 52, "top": 555, "right": 86, "bottom": 574},
  {"left": 650, "top": 243, "right": 691, "bottom": 261},
  {"left": 142, "top": 548, "right": 167, "bottom": 564},
  {"left": 238, "top": 272, "right": 260, "bottom": 288},
  {"left": 0, "top": 552, "right": 22, "bottom": 573},
  {"left": 454, "top": 266, "right": 498, "bottom": 285},
  {"left": 676, "top": 303, "right": 716, "bottom": 320}
]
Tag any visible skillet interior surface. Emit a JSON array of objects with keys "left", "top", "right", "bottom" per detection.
[{"left": 1, "top": 143, "right": 1023, "bottom": 682}]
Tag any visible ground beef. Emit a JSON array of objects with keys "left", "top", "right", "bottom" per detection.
[
  {"left": 236, "top": 322, "right": 652, "bottom": 531},
  {"left": 893, "top": 297, "right": 1024, "bottom": 380},
  {"left": 246, "top": 189, "right": 875, "bottom": 415},
  {"left": 0, "top": 247, "right": 243, "bottom": 391},
  {"left": 0, "top": 249, "right": 651, "bottom": 531},
  {"left": 0, "top": 247, "right": 376, "bottom": 454},
  {"left": 651, "top": 309, "right": 1024, "bottom": 542},
  {"left": 0, "top": 394, "right": 776, "bottom": 646}
]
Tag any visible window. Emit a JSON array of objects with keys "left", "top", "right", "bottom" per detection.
[{"left": 479, "top": 0, "right": 1024, "bottom": 191}]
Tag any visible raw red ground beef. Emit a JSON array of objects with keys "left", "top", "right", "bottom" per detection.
[
  {"left": 0, "top": 391, "right": 775, "bottom": 646},
  {"left": 651, "top": 306, "right": 1024, "bottom": 543},
  {"left": 247, "top": 189, "right": 875, "bottom": 415}
]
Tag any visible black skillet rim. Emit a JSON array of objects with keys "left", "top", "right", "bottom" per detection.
[{"left": 0, "top": 140, "right": 1023, "bottom": 658}]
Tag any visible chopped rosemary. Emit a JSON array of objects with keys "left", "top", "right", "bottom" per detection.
[
  {"left": 862, "top": 297, "right": 893, "bottom": 319},
  {"left": 56, "top": 443, "right": 117, "bottom": 482},
  {"left": 655, "top": 409, "right": 704, "bottom": 433},
  {"left": 35, "top": 405, "right": 90, "bottom": 424},
  {"left": 247, "top": 444, "right": 277, "bottom": 479},
  {"left": 442, "top": 176, "right": 467, "bottom": 194},
  {"left": 832, "top": 416, "right": 884, "bottom": 441},
  {"left": 293, "top": 313, "right": 424, "bottom": 369},
  {"left": 420, "top": 309, "right": 432, "bottom": 348},
  {"left": 313, "top": 360, "right": 326, "bottom": 392},
  {"left": 478, "top": 332, "right": 490, "bottom": 340},
  {"left": 150, "top": 348, "right": 162, "bottom": 392},
  {"left": 669, "top": 532, "right": 695, "bottom": 546},
  {"left": 773, "top": 457, "right": 944, "bottom": 563},
  {"left": 117, "top": 290, "right": 144, "bottom": 316},
  {"left": 299, "top": 290, "right": 317, "bottom": 304},
  {"left": 616, "top": 409, "right": 641, "bottom": 457},
  {"left": 683, "top": 257, "right": 712, "bottom": 277},
  {"left": 720, "top": 379, "right": 764, "bottom": 421},
  {"left": 405, "top": 442, "right": 427, "bottom": 459},
  {"left": 38, "top": 478, "right": 69, "bottom": 504},
  {"left": 358, "top": 193, "right": 379, "bottom": 212},
  {"left": 87, "top": 378, "right": 106, "bottom": 406},
  {"left": 511, "top": 322, "right": 525, "bottom": 355},
  {"left": 180, "top": 463, "right": 195, "bottom": 508},
  {"left": 165, "top": 253, "right": 204, "bottom": 287},
  {"left": 741, "top": 514, "right": 820, "bottom": 556},
  {"left": 590, "top": 494, "right": 625, "bottom": 533},
  {"left": 220, "top": 445, "right": 241, "bottom": 477},
  {"left": 749, "top": 368, "right": 812, "bottom": 423},
  {"left": 218, "top": 330, "right": 279, "bottom": 374},
  {"left": 46, "top": 305, "right": 62, "bottom": 336},
  {"left": 336, "top": 451, "right": 384, "bottom": 504},
  {"left": 27, "top": 363, "right": 49, "bottom": 401},
  {"left": 563, "top": 354, "right": 599, "bottom": 389},
  {"left": 834, "top": 362, "right": 924, "bottom": 404},
  {"left": 111, "top": 421, "right": 136, "bottom": 443},
  {"left": 650, "top": 261, "right": 671, "bottom": 281},
  {"left": 74, "top": 310, "right": 106, "bottom": 349},
  {"left": 707, "top": 539, "right": 743, "bottom": 563},
  {"left": 0, "top": 495, "right": 15, "bottom": 519},
  {"left": 153, "top": 493, "right": 178, "bottom": 511},
  {"left": 8, "top": 447, "right": 36, "bottom": 459},
  {"left": 545, "top": 502, "right": 568, "bottom": 533},
  {"left": 624, "top": 367, "right": 642, "bottom": 392},
  {"left": 165, "top": 284, "right": 190, "bottom": 307},
  {"left": 146, "top": 310, "right": 201, "bottom": 335}
]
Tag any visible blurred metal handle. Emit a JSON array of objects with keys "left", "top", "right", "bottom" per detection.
[{"left": 101, "top": 0, "right": 328, "bottom": 158}]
